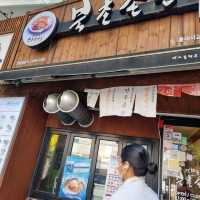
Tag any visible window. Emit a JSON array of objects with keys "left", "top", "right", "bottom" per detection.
[
  {"left": 29, "top": 129, "right": 159, "bottom": 200},
  {"left": 92, "top": 140, "right": 119, "bottom": 200},
  {"left": 71, "top": 137, "right": 93, "bottom": 158}
]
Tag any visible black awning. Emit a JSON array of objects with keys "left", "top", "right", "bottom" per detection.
[{"left": 1, "top": 46, "right": 200, "bottom": 84}]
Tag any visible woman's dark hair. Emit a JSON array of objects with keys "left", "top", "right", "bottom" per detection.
[{"left": 121, "top": 144, "right": 158, "bottom": 176}]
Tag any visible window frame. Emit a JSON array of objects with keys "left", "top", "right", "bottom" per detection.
[{"left": 29, "top": 127, "right": 160, "bottom": 200}]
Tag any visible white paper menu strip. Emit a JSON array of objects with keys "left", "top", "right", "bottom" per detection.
[
  {"left": 99, "top": 87, "right": 135, "bottom": 117},
  {"left": 134, "top": 85, "right": 157, "bottom": 117},
  {"left": 85, "top": 89, "right": 100, "bottom": 108},
  {"left": 0, "top": 97, "right": 25, "bottom": 182}
]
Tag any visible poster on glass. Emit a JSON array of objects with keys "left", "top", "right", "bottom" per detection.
[{"left": 59, "top": 155, "right": 91, "bottom": 200}]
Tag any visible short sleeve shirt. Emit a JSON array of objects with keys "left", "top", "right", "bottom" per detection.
[{"left": 110, "top": 177, "right": 159, "bottom": 200}]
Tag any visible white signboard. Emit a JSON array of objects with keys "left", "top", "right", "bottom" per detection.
[
  {"left": 134, "top": 85, "right": 157, "bottom": 117},
  {"left": 0, "top": 33, "right": 13, "bottom": 69},
  {"left": 85, "top": 89, "right": 100, "bottom": 108},
  {"left": 0, "top": 97, "right": 25, "bottom": 185},
  {"left": 100, "top": 87, "right": 135, "bottom": 117}
]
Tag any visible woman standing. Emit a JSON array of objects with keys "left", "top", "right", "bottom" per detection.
[{"left": 110, "top": 144, "right": 159, "bottom": 200}]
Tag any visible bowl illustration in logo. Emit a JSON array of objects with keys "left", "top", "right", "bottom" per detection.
[
  {"left": 63, "top": 178, "right": 85, "bottom": 195},
  {"left": 29, "top": 16, "right": 52, "bottom": 33}
]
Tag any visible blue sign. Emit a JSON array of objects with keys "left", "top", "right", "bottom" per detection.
[{"left": 59, "top": 156, "right": 91, "bottom": 200}]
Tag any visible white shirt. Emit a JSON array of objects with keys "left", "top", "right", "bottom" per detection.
[{"left": 110, "top": 176, "right": 159, "bottom": 200}]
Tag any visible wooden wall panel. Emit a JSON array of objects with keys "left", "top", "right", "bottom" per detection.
[
  {"left": 0, "top": 96, "right": 48, "bottom": 200},
  {"left": 117, "top": 16, "right": 171, "bottom": 55},
  {"left": 13, "top": 6, "right": 66, "bottom": 69},
  {"left": 46, "top": 113, "right": 160, "bottom": 139},
  {"left": 195, "top": 12, "right": 200, "bottom": 45},
  {"left": 0, "top": 16, "right": 26, "bottom": 70},
  {"left": 169, "top": 13, "right": 196, "bottom": 48},
  {"left": 157, "top": 94, "right": 200, "bottom": 115},
  {"left": 170, "top": 15, "right": 183, "bottom": 48},
  {"left": 158, "top": 17, "right": 171, "bottom": 49},
  {"left": 117, "top": 23, "right": 139, "bottom": 55},
  {"left": 182, "top": 12, "right": 196, "bottom": 46},
  {"left": 52, "top": 1, "right": 81, "bottom": 63},
  {"left": 145, "top": 20, "right": 160, "bottom": 51},
  {"left": 52, "top": 0, "right": 119, "bottom": 63},
  {"left": 7, "top": 16, "right": 28, "bottom": 70}
]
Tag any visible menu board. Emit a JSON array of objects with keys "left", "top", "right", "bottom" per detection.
[{"left": 0, "top": 97, "right": 25, "bottom": 183}]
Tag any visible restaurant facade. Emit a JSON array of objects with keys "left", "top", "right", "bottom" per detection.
[{"left": 0, "top": 0, "right": 200, "bottom": 200}]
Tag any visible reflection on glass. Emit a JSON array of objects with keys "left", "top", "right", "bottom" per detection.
[
  {"left": 36, "top": 133, "right": 66, "bottom": 193},
  {"left": 125, "top": 142, "right": 147, "bottom": 150},
  {"left": 162, "top": 125, "right": 200, "bottom": 200},
  {"left": 71, "top": 137, "right": 92, "bottom": 158},
  {"left": 93, "top": 140, "right": 118, "bottom": 200}
]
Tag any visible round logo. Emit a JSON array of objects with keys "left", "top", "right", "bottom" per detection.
[{"left": 23, "top": 11, "right": 57, "bottom": 48}]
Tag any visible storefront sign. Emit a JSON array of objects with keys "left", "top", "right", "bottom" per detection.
[
  {"left": 0, "top": 33, "right": 13, "bottom": 69},
  {"left": 22, "top": 0, "right": 198, "bottom": 49},
  {"left": 0, "top": 97, "right": 25, "bottom": 186},
  {"left": 22, "top": 11, "right": 57, "bottom": 48},
  {"left": 67, "top": 0, "right": 176, "bottom": 33}
]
